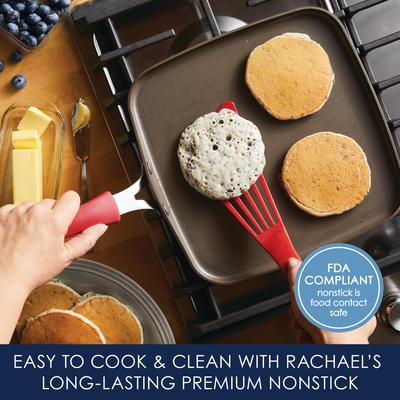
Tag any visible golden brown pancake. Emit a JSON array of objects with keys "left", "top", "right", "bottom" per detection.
[
  {"left": 21, "top": 309, "right": 106, "bottom": 344},
  {"left": 245, "top": 33, "right": 334, "bottom": 120},
  {"left": 72, "top": 295, "right": 143, "bottom": 344},
  {"left": 16, "top": 280, "right": 81, "bottom": 339},
  {"left": 281, "top": 132, "right": 371, "bottom": 216}
]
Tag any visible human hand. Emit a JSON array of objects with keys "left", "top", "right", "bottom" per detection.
[
  {"left": 0, "top": 191, "right": 107, "bottom": 295},
  {"left": 0, "top": 191, "right": 107, "bottom": 343},
  {"left": 286, "top": 257, "right": 377, "bottom": 344}
]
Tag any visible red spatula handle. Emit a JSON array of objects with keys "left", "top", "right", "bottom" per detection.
[
  {"left": 65, "top": 192, "right": 121, "bottom": 238},
  {"left": 259, "top": 224, "right": 299, "bottom": 279}
]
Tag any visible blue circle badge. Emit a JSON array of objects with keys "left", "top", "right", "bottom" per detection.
[{"left": 294, "top": 243, "right": 383, "bottom": 332}]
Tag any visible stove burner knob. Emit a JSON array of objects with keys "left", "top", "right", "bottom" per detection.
[{"left": 378, "top": 294, "right": 400, "bottom": 333}]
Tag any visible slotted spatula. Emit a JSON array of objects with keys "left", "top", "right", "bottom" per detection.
[{"left": 217, "top": 101, "right": 299, "bottom": 278}]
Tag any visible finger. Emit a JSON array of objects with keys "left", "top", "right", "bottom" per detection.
[
  {"left": 10, "top": 200, "right": 36, "bottom": 212},
  {"left": 291, "top": 317, "right": 303, "bottom": 331},
  {"left": 0, "top": 204, "right": 17, "bottom": 212},
  {"left": 24, "top": 199, "right": 58, "bottom": 217},
  {"left": 64, "top": 224, "right": 108, "bottom": 261},
  {"left": 5, "top": 201, "right": 37, "bottom": 221},
  {"left": 52, "top": 191, "right": 81, "bottom": 228},
  {"left": 37, "top": 198, "right": 57, "bottom": 208},
  {"left": 0, "top": 204, "right": 17, "bottom": 222},
  {"left": 287, "top": 258, "right": 302, "bottom": 309},
  {"left": 286, "top": 257, "right": 302, "bottom": 286},
  {"left": 297, "top": 329, "right": 313, "bottom": 344}
]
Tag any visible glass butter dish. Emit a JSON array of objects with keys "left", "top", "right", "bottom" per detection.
[{"left": 0, "top": 98, "right": 65, "bottom": 207}]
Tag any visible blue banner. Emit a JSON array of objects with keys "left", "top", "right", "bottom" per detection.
[{"left": 1, "top": 344, "right": 398, "bottom": 399}]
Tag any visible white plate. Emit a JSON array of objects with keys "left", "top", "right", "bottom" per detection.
[{"left": 56, "top": 259, "right": 175, "bottom": 344}]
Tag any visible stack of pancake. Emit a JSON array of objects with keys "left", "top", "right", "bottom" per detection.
[{"left": 18, "top": 279, "right": 143, "bottom": 344}]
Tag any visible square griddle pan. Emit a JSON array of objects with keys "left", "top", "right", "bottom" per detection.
[{"left": 128, "top": 7, "right": 400, "bottom": 285}]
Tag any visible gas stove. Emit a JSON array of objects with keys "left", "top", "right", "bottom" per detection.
[{"left": 67, "top": 0, "right": 400, "bottom": 343}]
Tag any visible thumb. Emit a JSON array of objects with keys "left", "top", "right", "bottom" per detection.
[
  {"left": 286, "top": 257, "right": 302, "bottom": 286},
  {"left": 64, "top": 224, "right": 108, "bottom": 261}
]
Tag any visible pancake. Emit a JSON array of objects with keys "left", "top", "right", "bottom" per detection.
[
  {"left": 72, "top": 294, "right": 143, "bottom": 344},
  {"left": 245, "top": 33, "right": 334, "bottom": 120},
  {"left": 16, "top": 279, "right": 81, "bottom": 339},
  {"left": 177, "top": 108, "right": 266, "bottom": 200},
  {"left": 281, "top": 132, "right": 371, "bottom": 216},
  {"left": 21, "top": 309, "right": 106, "bottom": 344}
]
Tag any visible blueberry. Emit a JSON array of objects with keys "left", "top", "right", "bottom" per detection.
[
  {"left": 1, "top": 0, "right": 62, "bottom": 48},
  {"left": 0, "top": 3, "right": 12, "bottom": 13},
  {"left": 18, "top": 18, "right": 28, "bottom": 31},
  {"left": 11, "top": 74, "right": 27, "bottom": 90},
  {"left": 10, "top": 50, "right": 23, "bottom": 62},
  {"left": 44, "top": 10, "right": 58, "bottom": 24},
  {"left": 26, "top": 12, "right": 40, "bottom": 25},
  {"left": 36, "top": 4, "right": 50, "bottom": 16},
  {"left": 19, "top": 29, "right": 29, "bottom": 42},
  {"left": 26, "top": 34, "right": 37, "bottom": 47},
  {"left": 36, "top": 32, "right": 46, "bottom": 43},
  {"left": 5, "top": 22, "right": 18, "bottom": 35},
  {"left": 34, "top": 20, "right": 46, "bottom": 34},
  {"left": 6, "top": 10, "right": 20, "bottom": 23},
  {"left": 52, "top": 6, "right": 64, "bottom": 17},
  {"left": 13, "top": 2, "right": 24, "bottom": 12},
  {"left": 0, "top": 60, "right": 4, "bottom": 73},
  {"left": 58, "top": 0, "right": 70, "bottom": 9},
  {"left": 24, "top": 0, "right": 38, "bottom": 14}
]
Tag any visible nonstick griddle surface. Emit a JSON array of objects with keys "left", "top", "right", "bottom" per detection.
[{"left": 128, "top": 7, "right": 400, "bottom": 285}]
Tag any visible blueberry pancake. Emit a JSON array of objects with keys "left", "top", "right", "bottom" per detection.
[
  {"left": 72, "top": 294, "right": 143, "bottom": 344},
  {"left": 16, "top": 279, "right": 81, "bottom": 339},
  {"left": 281, "top": 132, "right": 371, "bottom": 216},
  {"left": 177, "top": 108, "right": 266, "bottom": 200},
  {"left": 245, "top": 33, "right": 334, "bottom": 120},
  {"left": 21, "top": 309, "right": 106, "bottom": 344}
]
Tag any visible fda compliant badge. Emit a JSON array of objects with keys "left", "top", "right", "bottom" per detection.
[{"left": 294, "top": 243, "right": 383, "bottom": 332}]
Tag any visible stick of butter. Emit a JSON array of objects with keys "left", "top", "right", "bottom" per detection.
[
  {"left": 17, "top": 106, "right": 52, "bottom": 137},
  {"left": 12, "top": 130, "right": 41, "bottom": 149},
  {"left": 12, "top": 149, "right": 43, "bottom": 204}
]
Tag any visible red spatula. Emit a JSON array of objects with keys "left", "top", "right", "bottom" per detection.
[{"left": 217, "top": 101, "right": 299, "bottom": 278}]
